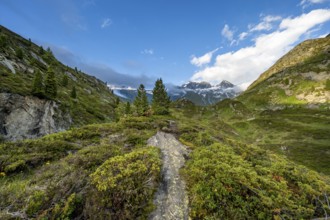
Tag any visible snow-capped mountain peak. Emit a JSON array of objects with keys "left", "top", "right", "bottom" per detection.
[{"left": 108, "top": 80, "right": 241, "bottom": 106}]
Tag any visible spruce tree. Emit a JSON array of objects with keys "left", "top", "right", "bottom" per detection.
[
  {"left": 32, "top": 70, "right": 44, "bottom": 98},
  {"left": 71, "top": 86, "right": 77, "bottom": 99},
  {"left": 152, "top": 78, "right": 170, "bottom": 115},
  {"left": 116, "top": 97, "right": 120, "bottom": 106},
  {"left": 125, "top": 101, "right": 131, "bottom": 115},
  {"left": 45, "top": 67, "right": 57, "bottom": 99},
  {"left": 39, "top": 46, "right": 44, "bottom": 55},
  {"left": 134, "top": 84, "right": 149, "bottom": 116},
  {"left": 62, "top": 74, "right": 69, "bottom": 87}
]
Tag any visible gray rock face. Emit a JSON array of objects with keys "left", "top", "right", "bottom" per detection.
[
  {"left": 0, "top": 93, "right": 72, "bottom": 141},
  {"left": 147, "top": 132, "right": 190, "bottom": 220}
]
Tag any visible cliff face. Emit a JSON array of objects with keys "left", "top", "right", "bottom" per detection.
[{"left": 0, "top": 93, "right": 71, "bottom": 140}]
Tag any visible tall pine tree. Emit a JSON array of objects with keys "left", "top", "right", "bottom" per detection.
[
  {"left": 152, "top": 78, "right": 170, "bottom": 115},
  {"left": 32, "top": 70, "right": 44, "bottom": 98},
  {"left": 45, "top": 67, "right": 57, "bottom": 99},
  {"left": 125, "top": 101, "right": 131, "bottom": 115},
  {"left": 134, "top": 84, "right": 149, "bottom": 116},
  {"left": 61, "top": 74, "right": 69, "bottom": 87}
]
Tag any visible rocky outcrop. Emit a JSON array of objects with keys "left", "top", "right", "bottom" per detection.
[
  {"left": 0, "top": 93, "right": 71, "bottom": 141},
  {"left": 147, "top": 132, "right": 190, "bottom": 220}
]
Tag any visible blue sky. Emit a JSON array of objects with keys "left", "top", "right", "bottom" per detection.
[{"left": 1, "top": 0, "right": 329, "bottom": 89}]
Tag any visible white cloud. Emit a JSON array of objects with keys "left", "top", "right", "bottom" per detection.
[
  {"left": 301, "top": 0, "right": 327, "bottom": 5},
  {"left": 318, "top": 33, "right": 329, "bottom": 38},
  {"left": 141, "top": 49, "right": 154, "bottom": 55},
  {"left": 249, "top": 15, "right": 282, "bottom": 32},
  {"left": 191, "top": 9, "right": 330, "bottom": 89},
  {"left": 190, "top": 48, "right": 219, "bottom": 67},
  {"left": 239, "top": 32, "right": 248, "bottom": 41},
  {"left": 300, "top": 0, "right": 329, "bottom": 8},
  {"left": 221, "top": 24, "right": 234, "bottom": 41},
  {"left": 101, "top": 18, "right": 112, "bottom": 28}
]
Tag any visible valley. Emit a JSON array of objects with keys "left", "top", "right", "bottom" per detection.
[{"left": 0, "top": 19, "right": 330, "bottom": 220}]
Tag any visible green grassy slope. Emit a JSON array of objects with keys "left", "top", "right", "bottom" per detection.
[
  {"left": 1, "top": 107, "right": 329, "bottom": 219},
  {"left": 0, "top": 116, "right": 171, "bottom": 219},
  {"left": 201, "top": 99, "right": 330, "bottom": 175},
  {"left": 239, "top": 36, "right": 330, "bottom": 109},
  {"left": 173, "top": 101, "right": 330, "bottom": 219},
  {"left": 0, "top": 25, "right": 117, "bottom": 126}
]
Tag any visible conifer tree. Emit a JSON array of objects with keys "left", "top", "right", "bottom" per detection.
[
  {"left": 39, "top": 46, "right": 44, "bottom": 55},
  {"left": 152, "top": 78, "right": 170, "bottom": 115},
  {"left": 134, "top": 84, "right": 149, "bottom": 116},
  {"left": 45, "top": 67, "right": 57, "bottom": 99},
  {"left": 71, "top": 86, "right": 77, "bottom": 99},
  {"left": 125, "top": 101, "right": 131, "bottom": 115},
  {"left": 32, "top": 70, "right": 44, "bottom": 98},
  {"left": 116, "top": 97, "right": 120, "bottom": 106},
  {"left": 62, "top": 74, "right": 69, "bottom": 87}
]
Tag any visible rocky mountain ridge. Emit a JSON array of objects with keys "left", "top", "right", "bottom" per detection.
[{"left": 110, "top": 80, "right": 241, "bottom": 106}]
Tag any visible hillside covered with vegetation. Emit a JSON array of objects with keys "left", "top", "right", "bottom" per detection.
[
  {"left": 0, "top": 25, "right": 118, "bottom": 126},
  {"left": 1, "top": 100, "right": 330, "bottom": 219},
  {"left": 0, "top": 26, "right": 329, "bottom": 219},
  {"left": 239, "top": 36, "right": 330, "bottom": 109}
]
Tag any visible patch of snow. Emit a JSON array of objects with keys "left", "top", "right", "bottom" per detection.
[{"left": 113, "top": 90, "right": 128, "bottom": 99}]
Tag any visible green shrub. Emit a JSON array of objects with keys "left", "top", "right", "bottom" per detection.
[
  {"left": 182, "top": 143, "right": 330, "bottom": 219},
  {"left": 61, "top": 193, "right": 83, "bottom": 219},
  {"left": 15, "top": 47, "right": 23, "bottom": 59},
  {"left": 26, "top": 190, "right": 48, "bottom": 217},
  {"left": 90, "top": 147, "right": 161, "bottom": 219},
  {"left": 325, "top": 79, "right": 330, "bottom": 90}
]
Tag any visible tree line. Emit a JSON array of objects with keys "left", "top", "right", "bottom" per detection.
[
  {"left": 31, "top": 66, "right": 76, "bottom": 100},
  {"left": 31, "top": 66, "right": 170, "bottom": 116},
  {"left": 132, "top": 78, "right": 170, "bottom": 116}
]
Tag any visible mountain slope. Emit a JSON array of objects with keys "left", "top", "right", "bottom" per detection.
[
  {"left": 0, "top": 25, "right": 117, "bottom": 140},
  {"left": 238, "top": 36, "right": 330, "bottom": 109}
]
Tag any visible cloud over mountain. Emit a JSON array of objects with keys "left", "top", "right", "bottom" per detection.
[
  {"left": 191, "top": 9, "right": 330, "bottom": 90},
  {"left": 51, "top": 45, "right": 155, "bottom": 88}
]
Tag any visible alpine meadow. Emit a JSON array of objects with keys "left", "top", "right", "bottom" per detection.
[{"left": 0, "top": 1, "right": 330, "bottom": 219}]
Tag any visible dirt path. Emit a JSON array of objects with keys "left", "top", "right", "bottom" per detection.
[{"left": 147, "top": 131, "right": 189, "bottom": 220}]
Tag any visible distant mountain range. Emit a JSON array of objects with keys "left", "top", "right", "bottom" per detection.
[{"left": 109, "top": 80, "right": 241, "bottom": 105}]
